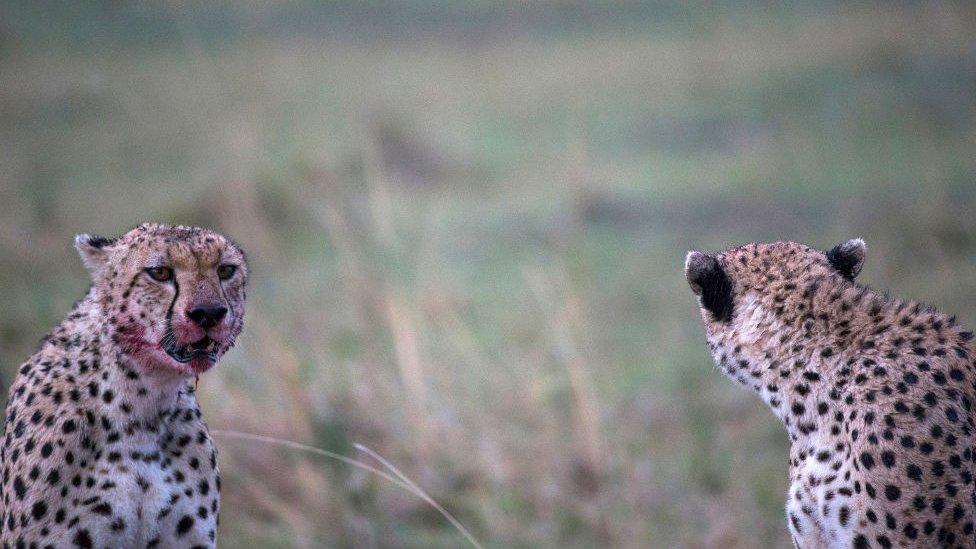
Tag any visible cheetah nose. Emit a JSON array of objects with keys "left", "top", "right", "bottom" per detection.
[{"left": 187, "top": 305, "right": 228, "bottom": 329}]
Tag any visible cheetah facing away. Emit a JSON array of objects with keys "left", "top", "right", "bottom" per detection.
[
  {"left": 0, "top": 224, "right": 247, "bottom": 548},
  {"left": 685, "top": 239, "right": 976, "bottom": 548}
]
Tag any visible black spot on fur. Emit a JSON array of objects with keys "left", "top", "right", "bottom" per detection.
[
  {"left": 176, "top": 515, "right": 194, "bottom": 536},
  {"left": 72, "top": 529, "right": 93, "bottom": 548},
  {"left": 31, "top": 500, "right": 47, "bottom": 519}
]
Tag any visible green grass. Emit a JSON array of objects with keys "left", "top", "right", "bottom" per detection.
[{"left": 1, "top": 2, "right": 976, "bottom": 547}]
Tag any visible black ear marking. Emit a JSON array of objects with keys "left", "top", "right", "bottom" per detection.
[
  {"left": 685, "top": 251, "right": 734, "bottom": 322},
  {"left": 826, "top": 238, "right": 867, "bottom": 281},
  {"left": 74, "top": 233, "right": 118, "bottom": 274},
  {"left": 85, "top": 235, "right": 117, "bottom": 249}
]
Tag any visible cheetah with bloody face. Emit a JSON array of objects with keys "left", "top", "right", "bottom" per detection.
[
  {"left": 685, "top": 239, "right": 976, "bottom": 548},
  {"left": 0, "top": 224, "right": 247, "bottom": 547}
]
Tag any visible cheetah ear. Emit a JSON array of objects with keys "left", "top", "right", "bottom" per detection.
[
  {"left": 74, "top": 234, "right": 116, "bottom": 273},
  {"left": 826, "top": 238, "right": 867, "bottom": 281},
  {"left": 685, "top": 251, "right": 734, "bottom": 322}
]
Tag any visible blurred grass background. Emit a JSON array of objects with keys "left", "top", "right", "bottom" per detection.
[{"left": 2, "top": 1, "right": 976, "bottom": 547}]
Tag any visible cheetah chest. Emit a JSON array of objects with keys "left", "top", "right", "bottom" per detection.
[{"left": 88, "top": 430, "right": 218, "bottom": 545}]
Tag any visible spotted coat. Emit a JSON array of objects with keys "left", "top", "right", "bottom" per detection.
[
  {"left": 686, "top": 240, "right": 976, "bottom": 548},
  {"left": 0, "top": 224, "right": 247, "bottom": 548}
]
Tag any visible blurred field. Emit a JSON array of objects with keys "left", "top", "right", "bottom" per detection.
[{"left": 2, "top": 2, "right": 976, "bottom": 547}]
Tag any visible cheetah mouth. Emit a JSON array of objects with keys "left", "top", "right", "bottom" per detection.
[{"left": 165, "top": 335, "right": 219, "bottom": 364}]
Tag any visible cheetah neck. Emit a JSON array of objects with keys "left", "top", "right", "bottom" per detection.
[
  {"left": 52, "top": 291, "right": 194, "bottom": 431},
  {"left": 714, "top": 280, "right": 973, "bottom": 446},
  {"left": 712, "top": 293, "right": 847, "bottom": 443}
]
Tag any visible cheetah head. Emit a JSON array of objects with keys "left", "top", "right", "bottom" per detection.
[
  {"left": 684, "top": 238, "right": 866, "bottom": 380},
  {"left": 75, "top": 223, "right": 248, "bottom": 376}
]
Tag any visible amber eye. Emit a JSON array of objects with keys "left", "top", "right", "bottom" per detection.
[
  {"left": 146, "top": 266, "right": 173, "bottom": 282},
  {"left": 217, "top": 264, "right": 237, "bottom": 280}
]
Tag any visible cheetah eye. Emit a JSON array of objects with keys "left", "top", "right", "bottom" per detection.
[
  {"left": 217, "top": 264, "right": 237, "bottom": 280},
  {"left": 146, "top": 266, "right": 173, "bottom": 282}
]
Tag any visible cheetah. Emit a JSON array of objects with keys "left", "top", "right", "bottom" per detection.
[
  {"left": 685, "top": 239, "right": 976, "bottom": 548},
  {"left": 0, "top": 223, "right": 247, "bottom": 548}
]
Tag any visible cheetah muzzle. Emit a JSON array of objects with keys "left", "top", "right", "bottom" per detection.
[
  {"left": 0, "top": 223, "right": 247, "bottom": 547},
  {"left": 685, "top": 239, "right": 976, "bottom": 548}
]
